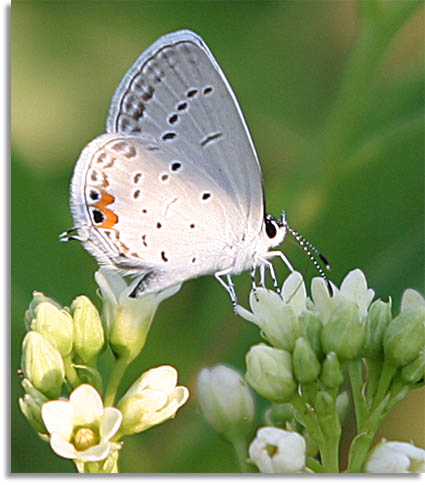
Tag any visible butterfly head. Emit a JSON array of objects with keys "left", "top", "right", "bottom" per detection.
[{"left": 264, "top": 213, "right": 287, "bottom": 248}]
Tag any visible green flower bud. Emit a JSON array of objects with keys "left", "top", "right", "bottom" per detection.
[
  {"left": 400, "top": 349, "right": 425, "bottom": 384},
  {"left": 18, "top": 379, "right": 48, "bottom": 434},
  {"left": 293, "top": 337, "right": 320, "bottom": 384},
  {"left": 71, "top": 296, "right": 105, "bottom": 363},
  {"left": 299, "top": 311, "right": 323, "bottom": 359},
  {"left": 245, "top": 344, "right": 296, "bottom": 402},
  {"left": 320, "top": 352, "right": 344, "bottom": 389},
  {"left": 321, "top": 302, "right": 365, "bottom": 360},
  {"left": 31, "top": 302, "right": 73, "bottom": 357},
  {"left": 21, "top": 331, "right": 64, "bottom": 398},
  {"left": 383, "top": 307, "right": 425, "bottom": 367},
  {"left": 363, "top": 299, "right": 392, "bottom": 359},
  {"left": 265, "top": 402, "right": 295, "bottom": 427}
]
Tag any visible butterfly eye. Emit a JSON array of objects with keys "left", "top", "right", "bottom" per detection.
[{"left": 265, "top": 216, "right": 282, "bottom": 239}]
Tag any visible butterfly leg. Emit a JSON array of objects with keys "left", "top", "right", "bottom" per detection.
[
  {"left": 250, "top": 267, "right": 259, "bottom": 302},
  {"left": 257, "top": 257, "right": 280, "bottom": 294},
  {"left": 215, "top": 269, "right": 238, "bottom": 311},
  {"left": 59, "top": 226, "right": 88, "bottom": 243}
]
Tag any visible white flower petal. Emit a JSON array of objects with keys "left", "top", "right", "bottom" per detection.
[
  {"left": 311, "top": 277, "right": 335, "bottom": 323},
  {"left": 142, "top": 366, "right": 178, "bottom": 393},
  {"left": 70, "top": 384, "right": 104, "bottom": 424},
  {"left": 41, "top": 400, "right": 74, "bottom": 439},
  {"left": 235, "top": 304, "right": 261, "bottom": 325},
  {"left": 76, "top": 442, "right": 111, "bottom": 462},
  {"left": 281, "top": 271, "right": 306, "bottom": 316},
  {"left": 94, "top": 269, "right": 125, "bottom": 305},
  {"left": 340, "top": 269, "right": 374, "bottom": 317},
  {"left": 366, "top": 440, "right": 425, "bottom": 473},
  {"left": 100, "top": 407, "right": 122, "bottom": 441},
  {"left": 401, "top": 289, "right": 425, "bottom": 312},
  {"left": 49, "top": 433, "right": 78, "bottom": 459}
]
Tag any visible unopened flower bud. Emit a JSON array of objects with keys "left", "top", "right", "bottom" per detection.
[
  {"left": 245, "top": 344, "right": 296, "bottom": 402},
  {"left": 21, "top": 331, "right": 64, "bottom": 398},
  {"left": 400, "top": 349, "right": 425, "bottom": 384},
  {"left": 197, "top": 365, "right": 254, "bottom": 442},
  {"left": 299, "top": 311, "right": 323, "bottom": 359},
  {"left": 321, "top": 302, "right": 365, "bottom": 360},
  {"left": 31, "top": 302, "right": 73, "bottom": 357},
  {"left": 71, "top": 296, "right": 105, "bottom": 363},
  {"left": 383, "top": 307, "right": 425, "bottom": 367},
  {"left": 293, "top": 337, "right": 320, "bottom": 384},
  {"left": 320, "top": 352, "right": 344, "bottom": 389},
  {"left": 24, "top": 291, "right": 62, "bottom": 330},
  {"left": 363, "top": 300, "right": 392, "bottom": 359},
  {"left": 265, "top": 402, "right": 295, "bottom": 427},
  {"left": 18, "top": 379, "right": 48, "bottom": 434}
]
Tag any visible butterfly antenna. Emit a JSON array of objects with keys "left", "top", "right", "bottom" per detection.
[{"left": 281, "top": 212, "right": 333, "bottom": 296}]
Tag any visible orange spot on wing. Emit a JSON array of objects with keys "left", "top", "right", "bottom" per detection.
[{"left": 95, "top": 191, "right": 118, "bottom": 228}]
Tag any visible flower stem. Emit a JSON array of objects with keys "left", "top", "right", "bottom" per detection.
[
  {"left": 104, "top": 357, "right": 129, "bottom": 407},
  {"left": 231, "top": 437, "right": 251, "bottom": 473},
  {"left": 372, "top": 359, "right": 396, "bottom": 410},
  {"left": 347, "top": 360, "right": 366, "bottom": 431},
  {"left": 63, "top": 354, "right": 81, "bottom": 389}
]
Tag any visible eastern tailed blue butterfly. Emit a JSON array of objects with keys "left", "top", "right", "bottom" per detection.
[{"left": 61, "top": 30, "right": 330, "bottom": 307}]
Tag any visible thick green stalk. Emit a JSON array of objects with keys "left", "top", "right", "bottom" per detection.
[{"left": 104, "top": 357, "right": 129, "bottom": 407}]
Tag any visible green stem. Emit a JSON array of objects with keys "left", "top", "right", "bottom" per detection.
[
  {"left": 372, "top": 359, "right": 396, "bottom": 409},
  {"left": 290, "top": 393, "right": 324, "bottom": 447},
  {"left": 347, "top": 360, "right": 366, "bottom": 431},
  {"left": 365, "top": 358, "right": 382, "bottom": 404},
  {"left": 231, "top": 437, "right": 252, "bottom": 473},
  {"left": 63, "top": 354, "right": 81, "bottom": 389},
  {"left": 104, "top": 357, "right": 130, "bottom": 407},
  {"left": 306, "top": 456, "right": 323, "bottom": 473}
]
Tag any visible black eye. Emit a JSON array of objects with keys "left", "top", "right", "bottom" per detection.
[{"left": 265, "top": 218, "right": 277, "bottom": 239}]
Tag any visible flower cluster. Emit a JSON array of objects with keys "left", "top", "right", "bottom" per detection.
[
  {"left": 19, "top": 269, "right": 188, "bottom": 473},
  {"left": 197, "top": 269, "right": 424, "bottom": 473}
]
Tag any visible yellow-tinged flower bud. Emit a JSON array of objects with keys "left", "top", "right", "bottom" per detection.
[
  {"left": 363, "top": 300, "right": 392, "bottom": 359},
  {"left": 21, "top": 331, "right": 65, "bottom": 398},
  {"left": 245, "top": 344, "right": 296, "bottom": 402},
  {"left": 320, "top": 352, "right": 344, "bottom": 389},
  {"left": 24, "top": 291, "right": 62, "bottom": 330},
  {"left": 293, "top": 337, "right": 320, "bottom": 384},
  {"left": 321, "top": 302, "right": 365, "bottom": 360},
  {"left": 71, "top": 296, "right": 105, "bottom": 363},
  {"left": 31, "top": 302, "right": 73, "bottom": 357},
  {"left": 383, "top": 307, "right": 425, "bottom": 367}
]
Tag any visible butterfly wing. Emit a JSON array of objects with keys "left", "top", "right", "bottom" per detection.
[
  {"left": 70, "top": 133, "right": 246, "bottom": 291},
  {"left": 106, "top": 30, "right": 265, "bottom": 234}
]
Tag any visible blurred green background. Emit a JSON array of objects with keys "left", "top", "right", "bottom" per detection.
[{"left": 11, "top": 0, "right": 424, "bottom": 473}]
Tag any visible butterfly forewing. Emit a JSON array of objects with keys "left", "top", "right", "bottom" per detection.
[{"left": 106, "top": 30, "right": 264, "bottom": 233}]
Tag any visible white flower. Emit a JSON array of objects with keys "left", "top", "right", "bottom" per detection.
[
  {"left": 41, "top": 384, "right": 122, "bottom": 462},
  {"left": 236, "top": 272, "right": 306, "bottom": 351},
  {"left": 249, "top": 426, "right": 306, "bottom": 473},
  {"left": 366, "top": 440, "right": 425, "bottom": 473},
  {"left": 95, "top": 269, "right": 181, "bottom": 362},
  {"left": 197, "top": 365, "right": 254, "bottom": 441},
  {"left": 117, "top": 365, "right": 189, "bottom": 435},
  {"left": 401, "top": 289, "right": 425, "bottom": 312},
  {"left": 311, "top": 269, "right": 374, "bottom": 323}
]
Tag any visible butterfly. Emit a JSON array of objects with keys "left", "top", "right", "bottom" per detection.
[{"left": 61, "top": 30, "right": 330, "bottom": 307}]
